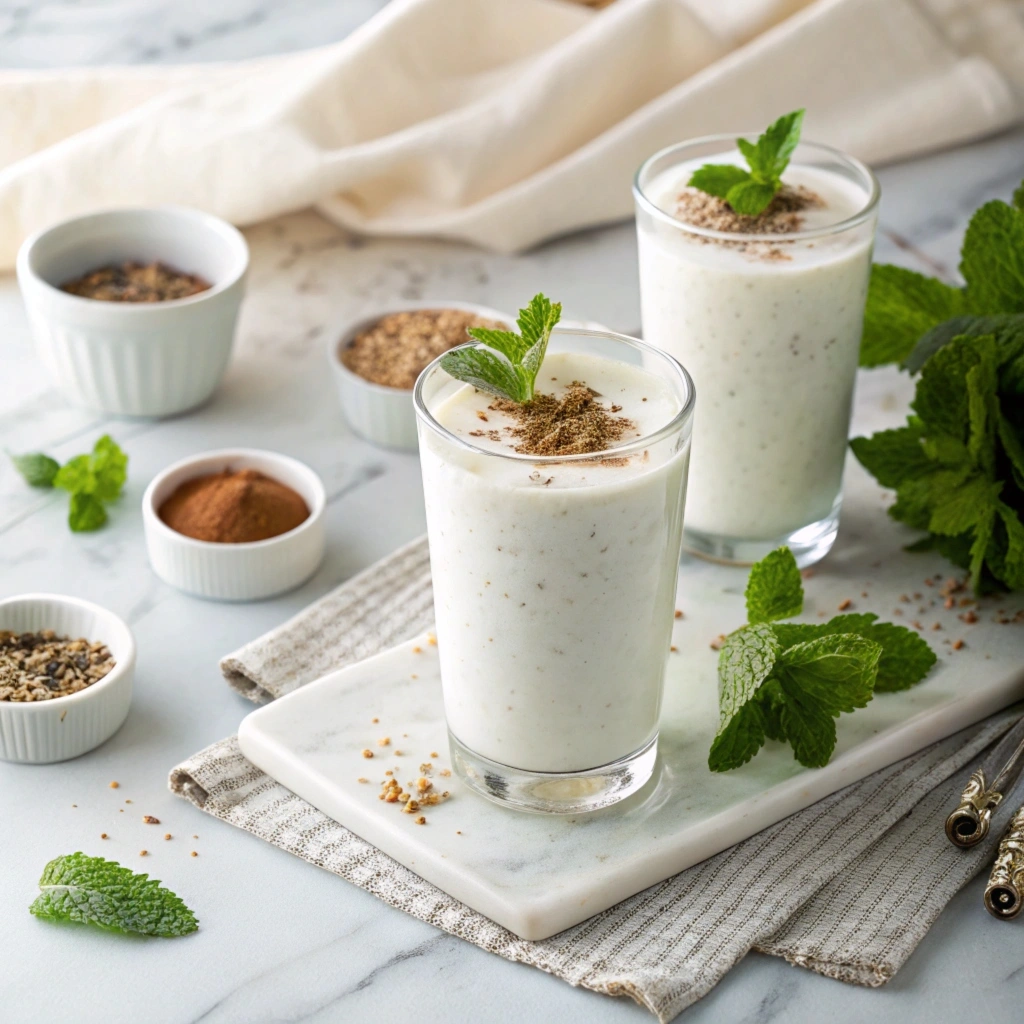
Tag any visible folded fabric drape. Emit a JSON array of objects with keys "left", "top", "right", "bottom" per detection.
[{"left": 1, "top": 0, "right": 1022, "bottom": 266}]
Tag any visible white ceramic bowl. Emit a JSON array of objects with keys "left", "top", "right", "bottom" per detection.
[
  {"left": 17, "top": 206, "right": 249, "bottom": 417},
  {"left": 142, "top": 449, "right": 327, "bottom": 601},
  {"left": 0, "top": 594, "right": 136, "bottom": 764},
  {"left": 328, "top": 301, "right": 512, "bottom": 451}
]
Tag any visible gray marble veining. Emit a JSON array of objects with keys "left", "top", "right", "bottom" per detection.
[{"left": 2, "top": 4, "right": 1024, "bottom": 1022}]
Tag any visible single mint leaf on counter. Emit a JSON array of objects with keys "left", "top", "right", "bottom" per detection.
[
  {"left": 29, "top": 853, "right": 198, "bottom": 938},
  {"left": 744, "top": 546, "right": 803, "bottom": 624},
  {"left": 68, "top": 492, "right": 108, "bottom": 533},
  {"left": 9, "top": 452, "right": 60, "bottom": 488},
  {"left": 687, "top": 109, "right": 805, "bottom": 218},
  {"left": 859, "top": 265, "right": 968, "bottom": 368},
  {"left": 440, "top": 293, "right": 561, "bottom": 404},
  {"left": 960, "top": 199, "right": 1024, "bottom": 315}
]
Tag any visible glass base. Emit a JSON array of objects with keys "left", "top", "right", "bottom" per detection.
[
  {"left": 682, "top": 500, "right": 841, "bottom": 569},
  {"left": 448, "top": 731, "right": 658, "bottom": 815}
]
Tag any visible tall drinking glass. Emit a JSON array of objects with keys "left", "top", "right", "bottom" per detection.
[
  {"left": 634, "top": 137, "right": 879, "bottom": 567},
  {"left": 414, "top": 328, "right": 695, "bottom": 813}
]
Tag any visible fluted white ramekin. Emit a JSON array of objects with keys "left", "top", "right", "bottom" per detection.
[
  {"left": 142, "top": 449, "right": 327, "bottom": 601},
  {"left": 0, "top": 594, "right": 135, "bottom": 764},
  {"left": 16, "top": 206, "right": 249, "bottom": 417},
  {"left": 329, "top": 301, "right": 511, "bottom": 451}
]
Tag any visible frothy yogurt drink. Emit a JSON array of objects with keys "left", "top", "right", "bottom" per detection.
[
  {"left": 415, "top": 332, "right": 694, "bottom": 813},
  {"left": 635, "top": 139, "right": 878, "bottom": 566}
]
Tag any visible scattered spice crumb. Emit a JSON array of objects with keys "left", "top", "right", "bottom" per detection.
[
  {"left": 192, "top": 835, "right": 198, "bottom": 839},
  {"left": 960, "top": 610, "right": 978, "bottom": 624},
  {"left": 861, "top": 591, "right": 868, "bottom": 598},
  {"left": 430, "top": 751, "right": 439, "bottom": 758},
  {"left": 100, "top": 833, "right": 108, "bottom": 840},
  {"left": 427, "top": 635, "right": 437, "bottom": 646},
  {"left": 394, "top": 750, "right": 403, "bottom": 756},
  {"left": 952, "top": 639, "right": 965, "bottom": 650},
  {"left": 838, "top": 598, "right": 852, "bottom": 611},
  {"left": 674, "top": 610, "right": 684, "bottom": 619},
  {"left": 109, "top": 781, "right": 119, "bottom": 789},
  {"left": 139, "top": 850, "right": 148, "bottom": 857},
  {"left": 164, "top": 834, "right": 172, "bottom": 840},
  {"left": 456, "top": 830, "right": 462, "bottom": 835},
  {"left": 358, "top": 777, "right": 369, "bottom": 784},
  {"left": 377, "top": 736, "right": 391, "bottom": 747},
  {"left": 412, "top": 646, "right": 422, "bottom": 654},
  {"left": 371, "top": 717, "right": 379, "bottom": 724},
  {"left": 802, "top": 569, "right": 815, "bottom": 579},
  {"left": 932, "top": 622, "right": 942, "bottom": 631},
  {"left": 670, "top": 645, "right": 679, "bottom": 653},
  {"left": 710, "top": 635, "right": 726, "bottom": 651},
  {"left": 439, "top": 769, "right": 451, "bottom": 778},
  {"left": 191, "top": 851, "right": 198, "bottom": 857},
  {"left": 893, "top": 608, "right": 904, "bottom": 616},
  {"left": 361, "top": 749, "right": 374, "bottom": 758},
  {"left": 143, "top": 815, "right": 160, "bottom": 824},
  {"left": 415, "top": 816, "right": 426, "bottom": 825}
]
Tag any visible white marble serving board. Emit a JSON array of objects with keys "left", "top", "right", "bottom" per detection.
[{"left": 238, "top": 443, "right": 1024, "bottom": 939}]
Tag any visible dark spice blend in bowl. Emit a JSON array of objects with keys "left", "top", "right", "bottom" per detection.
[
  {"left": 62, "top": 261, "right": 211, "bottom": 302},
  {"left": 159, "top": 468, "right": 309, "bottom": 544}
]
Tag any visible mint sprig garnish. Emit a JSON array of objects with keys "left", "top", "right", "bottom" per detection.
[
  {"left": 439, "top": 293, "right": 562, "bottom": 404},
  {"left": 9, "top": 434, "right": 128, "bottom": 532},
  {"left": 688, "top": 109, "right": 805, "bottom": 217},
  {"left": 709, "top": 548, "right": 937, "bottom": 772},
  {"left": 29, "top": 853, "right": 198, "bottom": 938}
]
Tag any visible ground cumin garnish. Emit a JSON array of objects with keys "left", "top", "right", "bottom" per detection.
[{"left": 490, "top": 382, "right": 634, "bottom": 456}]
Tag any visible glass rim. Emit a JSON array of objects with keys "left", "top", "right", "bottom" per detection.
[
  {"left": 633, "top": 134, "right": 881, "bottom": 244},
  {"left": 413, "top": 326, "right": 696, "bottom": 464}
]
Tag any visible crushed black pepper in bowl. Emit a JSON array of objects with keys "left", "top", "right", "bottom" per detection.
[{"left": 0, "top": 630, "right": 116, "bottom": 702}]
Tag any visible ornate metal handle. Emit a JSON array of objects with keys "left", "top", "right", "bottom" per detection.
[
  {"left": 945, "top": 769, "right": 1002, "bottom": 847},
  {"left": 984, "top": 807, "right": 1024, "bottom": 920}
]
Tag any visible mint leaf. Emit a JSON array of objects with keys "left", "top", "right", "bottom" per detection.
[
  {"left": 53, "top": 454, "right": 93, "bottom": 495},
  {"left": 687, "top": 164, "right": 750, "bottom": 200},
  {"left": 820, "top": 613, "right": 936, "bottom": 692},
  {"left": 30, "top": 853, "right": 198, "bottom": 938},
  {"left": 688, "top": 109, "right": 804, "bottom": 217},
  {"left": 708, "top": 623, "right": 779, "bottom": 772},
  {"left": 726, "top": 180, "right": 779, "bottom": 218},
  {"left": 9, "top": 452, "right": 60, "bottom": 488},
  {"left": 960, "top": 200, "right": 1024, "bottom": 314},
  {"left": 1014, "top": 178, "right": 1024, "bottom": 212},
  {"left": 443, "top": 293, "right": 561, "bottom": 404},
  {"left": 90, "top": 435, "right": 128, "bottom": 502},
  {"left": 745, "top": 547, "right": 802, "bottom": 623},
  {"left": 860, "top": 265, "right": 968, "bottom": 368},
  {"left": 68, "top": 492, "right": 107, "bottom": 532},
  {"left": 904, "top": 314, "right": 1024, "bottom": 374},
  {"left": 850, "top": 421, "right": 930, "bottom": 488},
  {"left": 749, "top": 108, "right": 805, "bottom": 181},
  {"left": 774, "top": 634, "right": 880, "bottom": 767},
  {"left": 439, "top": 346, "right": 529, "bottom": 404}
]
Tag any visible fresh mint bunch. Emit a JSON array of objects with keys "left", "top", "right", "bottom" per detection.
[
  {"left": 9, "top": 434, "right": 128, "bottom": 532},
  {"left": 853, "top": 180, "right": 1024, "bottom": 593},
  {"left": 860, "top": 182, "right": 1024, "bottom": 368},
  {"left": 709, "top": 548, "right": 937, "bottom": 772},
  {"left": 29, "top": 853, "right": 198, "bottom": 938},
  {"left": 688, "top": 109, "right": 805, "bottom": 217},
  {"left": 440, "top": 293, "right": 562, "bottom": 404}
]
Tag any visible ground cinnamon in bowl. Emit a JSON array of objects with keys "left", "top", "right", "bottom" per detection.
[{"left": 158, "top": 469, "right": 309, "bottom": 543}]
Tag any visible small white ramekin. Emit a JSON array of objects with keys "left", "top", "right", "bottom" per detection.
[
  {"left": 328, "top": 301, "right": 512, "bottom": 451},
  {"left": 0, "top": 594, "right": 135, "bottom": 764},
  {"left": 16, "top": 206, "right": 249, "bottom": 417},
  {"left": 142, "top": 449, "right": 327, "bottom": 602}
]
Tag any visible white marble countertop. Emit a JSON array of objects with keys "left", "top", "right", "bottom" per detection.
[{"left": 2, "top": 4, "right": 1023, "bottom": 1022}]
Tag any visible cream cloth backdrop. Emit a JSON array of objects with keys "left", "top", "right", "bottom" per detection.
[{"left": 1, "top": 0, "right": 1022, "bottom": 265}]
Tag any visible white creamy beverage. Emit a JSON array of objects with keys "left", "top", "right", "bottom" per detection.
[
  {"left": 418, "top": 350, "right": 690, "bottom": 774},
  {"left": 636, "top": 150, "right": 876, "bottom": 554}
]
